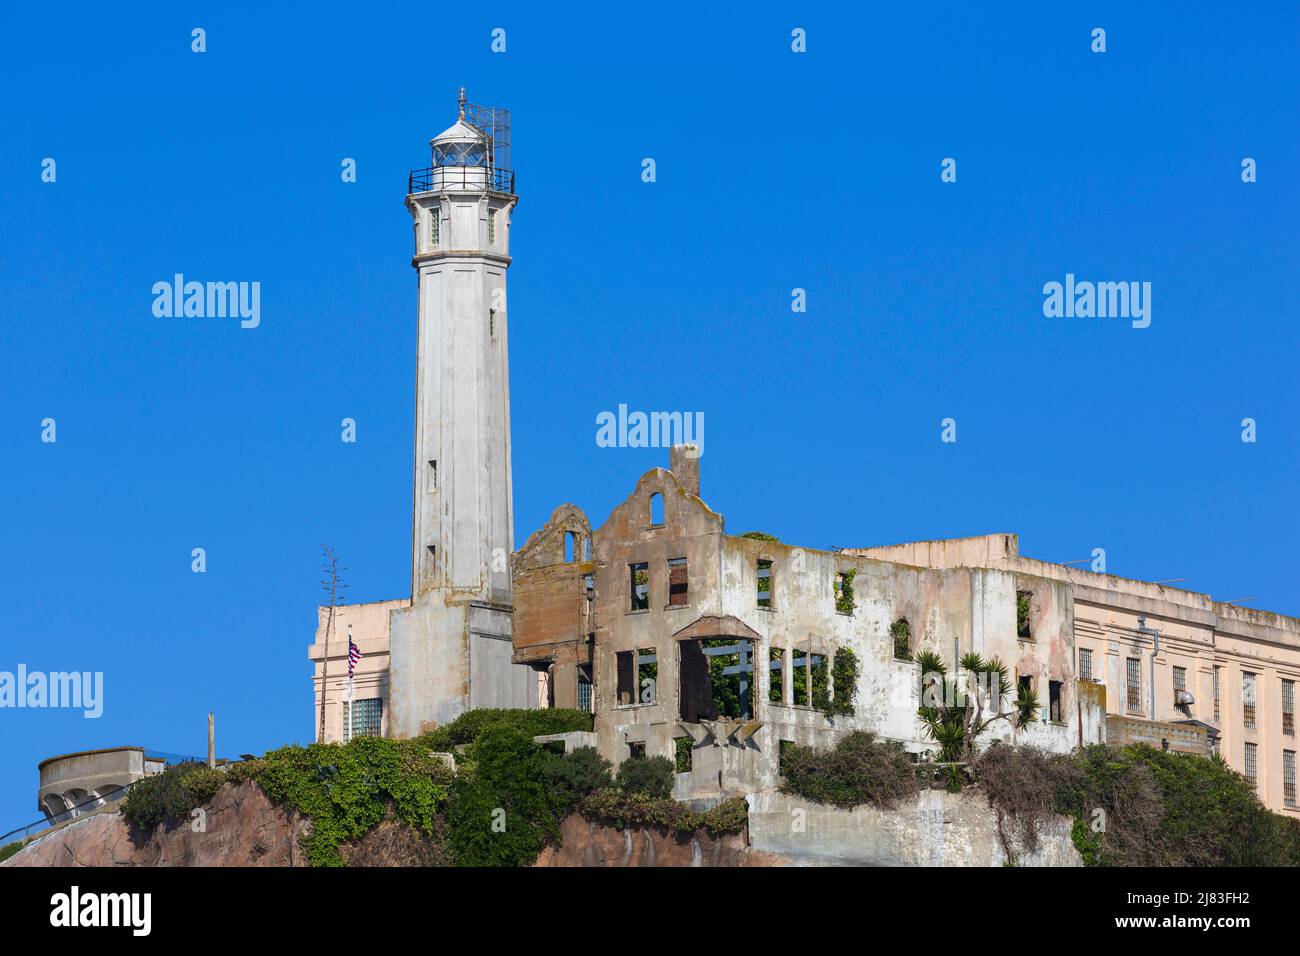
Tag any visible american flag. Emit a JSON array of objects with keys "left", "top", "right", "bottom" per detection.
[{"left": 348, "top": 636, "right": 362, "bottom": 677}]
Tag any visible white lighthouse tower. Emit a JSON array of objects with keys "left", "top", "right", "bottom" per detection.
[{"left": 388, "top": 89, "right": 535, "bottom": 736}]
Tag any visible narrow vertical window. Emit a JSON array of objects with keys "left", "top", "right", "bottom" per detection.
[
  {"left": 757, "top": 559, "right": 773, "bottom": 608},
  {"left": 1016, "top": 591, "right": 1033, "bottom": 639},
  {"left": 1213, "top": 665, "right": 1222, "bottom": 722},
  {"left": 1126, "top": 658, "right": 1141, "bottom": 712},
  {"left": 1243, "top": 672, "right": 1257, "bottom": 729},
  {"left": 1285, "top": 750, "right": 1297, "bottom": 807},
  {"left": 1049, "top": 680, "right": 1063, "bottom": 722},
  {"left": 1173, "top": 666, "right": 1188, "bottom": 711},
  {"left": 428, "top": 459, "right": 437, "bottom": 491},
  {"left": 1283, "top": 680, "right": 1295, "bottom": 736},
  {"left": 430, "top": 211, "right": 439, "bottom": 245},
  {"left": 489, "top": 308, "right": 496, "bottom": 340},
  {"left": 649, "top": 493, "right": 664, "bottom": 526},
  {"left": 487, "top": 209, "right": 496, "bottom": 243},
  {"left": 1244, "top": 742, "right": 1258, "bottom": 789},
  {"left": 629, "top": 562, "right": 649, "bottom": 611},
  {"left": 1078, "top": 648, "right": 1092, "bottom": 682}
]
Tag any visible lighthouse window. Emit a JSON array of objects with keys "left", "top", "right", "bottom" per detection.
[
  {"left": 487, "top": 210, "right": 496, "bottom": 243},
  {"left": 429, "top": 213, "right": 439, "bottom": 245},
  {"left": 433, "top": 142, "right": 486, "bottom": 167}
]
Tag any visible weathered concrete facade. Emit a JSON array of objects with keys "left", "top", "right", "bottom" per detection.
[
  {"left": 37, "top": 747, "right": 165, "bottom": 823},
  {"left": 846, "top": 535, "right": 1300, "bottom": 816}
]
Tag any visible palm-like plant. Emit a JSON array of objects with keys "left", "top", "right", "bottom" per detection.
[{"left": 916, "top": 650, "right": 1038, "bottom": 762}]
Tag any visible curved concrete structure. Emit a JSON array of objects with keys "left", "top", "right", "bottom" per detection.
[{"left": 37, "top": 747, "right": 164, "bottom": 823}]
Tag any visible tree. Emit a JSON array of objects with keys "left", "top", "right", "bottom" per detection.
[
  {"left": 917, "top": 652, "right": 1037, "bottom": 762},
  {"left": 318, "top": 546, "right": 349, "bottom": 743}
]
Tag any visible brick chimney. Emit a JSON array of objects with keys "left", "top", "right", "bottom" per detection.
[{"left": 670, "top": 444, "right": 700, "bottom": 497}]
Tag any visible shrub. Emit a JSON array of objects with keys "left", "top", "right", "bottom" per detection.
[
  {"left": 579, "top": 789, "right": 748, "bottom": 836},
  {"left": 255, "top": 734, "right": 453, "bottom": 867},
  {"left": 447, "top": 726, "right": 571, "bottom": 867},
  {"left": 779, "top": 731, "right": 918, "bottom": 809},
  {"left": 0, "top": 839, "right": 27, "bottom": 863},
  {"left": 617, "top": 755, "right": 675, "bottom": 799},
  {"left": 122, "top": 762, "right": 227, "bottom": 830},
  {"left": 541, "top": 746, "right": 613, "bottom": 802},
  {"left": 417, "top": 708, "right": 594, "bottom": 753}
]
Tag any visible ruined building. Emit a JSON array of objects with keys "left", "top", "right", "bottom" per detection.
[{"left": 310, "top": 93, "right": 1300, "bottom": 819}]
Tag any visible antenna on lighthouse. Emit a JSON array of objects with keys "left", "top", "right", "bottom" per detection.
[{"left": 458, "top": 86, "right": 467, "bottom": 119}]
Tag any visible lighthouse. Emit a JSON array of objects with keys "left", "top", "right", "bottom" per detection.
[{"left": 388, "top": 89, "right": 535, "bottom": 735}]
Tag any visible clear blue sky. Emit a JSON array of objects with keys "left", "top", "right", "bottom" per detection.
[{"left": 1, "top": 2, "right": 1296, "bottom": 829}]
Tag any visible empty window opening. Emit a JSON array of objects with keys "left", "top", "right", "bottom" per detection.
[
  {"left": 757, "top": 559, "right": 773, "bottom": 608},
  {"left": 616, "top": 651, "right": 636, "bottom": 706},
  {"left": 649, "top": 493, "right": 664, "bottom": 526},
  {"left": 834, "top": 571, "right": 856, "bottom": 614},
  {"left": 679, "top": 638, "right": 755, "bottom": 721},
  {"left": 637, "top": 648, "right": 657, "bottom": 704},
  {"left": 584, "top": 573, "right": 595, "bottom": 597},
  {"left": 891, "top": 618, "right": 912, "bottom": 660},
  {"left": 1283, "top": 680, "right": 1295, "bottom": 736},
  {"left": 1079, "top": 648, "right": 1093, "bottom": 682},
  {"left": 769, "top": 647, "right": 785, "bottom": 703},
  {"left": 1049, "top": 680, "right": 1063, "bottom": 722},
  {"left": 1243, "top": 672, "right": 1257, "bottom": 729},
  {"left": 629, "top": 562, "right": 649, "bottom": 611},
  {"left": 674, "top": 736, "right": 692, "bottom": 773},
  {"left": 426, "top": 544, "right": 437, "bottom": 562},
  {"left": 668, "top": 557, "right": 688, "bottom": 606},
  {"left": 778, "top": 739, "right": 794, "bottom": 775},
  {"left": 564, "top": 532, "right": 576, "bottom": 563},
  {"left": 627, "top": 741, "right": 646, "bottom": 760},
  {"left": 793, "top": 646, "right": 827, "bottom": 709},
  {"left": 583, "top": 537, "right": 591, "bottom": 560},
  {"left": 1016, "top": 590, "right": 1033, "bottom": 639},
  {"left": 1126, "top": 657, "right": 1142, "bottom": 712}
]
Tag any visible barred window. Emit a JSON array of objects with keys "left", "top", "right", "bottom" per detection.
[
  {"left": 348, "top": 697, "right": 382, "bottom": 738},
  {"left": 1243, "top": 672, "right": 1257, "bottom": 729},
  {"left": 1244, "top": 742, "right": 1258, "bottom": 788},
  {"left": 1078, "top": 648, "right": 1092, "bottom": 682},
  {"left": 1213, "top": 665, "right": 1222, "bottom": 722},
  {"left": 577, "top": 678, "right": 593, "bottom": 714},
  {"left": 1285, "top": 750, "right": 1297, "bottom": 808},
  {"left": 1173, "top": 666, "right": 1186, "bottom": 691},
  {"left": 1126, "top": 657, "right": 1141, "bottom": 712},
  {"left": 1284, "top": 680, "right": 1295, "bottom": 737}
]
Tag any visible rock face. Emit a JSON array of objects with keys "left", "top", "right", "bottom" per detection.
[
  {"left": 534, "top": 815, "right": 784, "bottom": 867},
  {"left": 3, "top": 780, "right": 310, "bottom": 867}
]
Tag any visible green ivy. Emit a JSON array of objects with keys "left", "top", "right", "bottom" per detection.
[
  {"left": 834, "top": 568, "right": 857, "bottom": 614},
  {"left": 826, "top": 647, "right": 859, "bottom": 716}
]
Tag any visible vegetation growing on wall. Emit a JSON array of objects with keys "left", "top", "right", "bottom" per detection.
[
  {"left": 825, "top": 647, "right": 859, "bottom": 716},
  {"left": 780, "top": 731, "right": 919, "bottom": 809},
  {"left": 118, "top": 709, "right": 748, "bottom": 867},
  {"left": 916, "top": 652, "right": 1036, "bottom": 762},
  {"left": 122, "top": 762, "right": 230, "bottom": 830},
  {"left": 740, "top": 531, "right": 780, "bottom": 542},
  {"left": 833, "top": 568, "right": 857, "bottom": 614},
  {"left": 891, "top": 619, "right": 912, "bottom": 660},
  {"left": 783, "top": 734, "right": 1300, "bottom": 867},
  {"left": 0, "top": 839, "right": 28, "bottom": 863}
]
